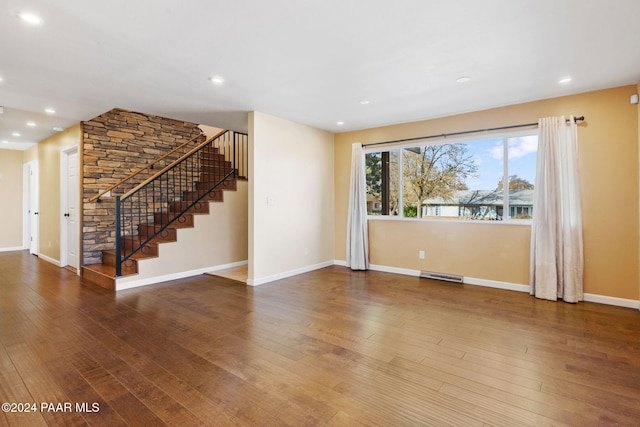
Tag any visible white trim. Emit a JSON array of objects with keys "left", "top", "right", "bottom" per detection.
[
  {"left": 369, "top": 263, "right": 420, "bottom": 277},
  {"left": 366, "top": 215, "right": 532, "bottom": 226},
  {"left": 23, "top": 163, "right": 30, "bottom": 249},
  {"left": 335, "top": 261, "right": 639, "bottom": 309},
  {"left": 333, "top": 259, "right": 347, "bottom": 267},
  {"left": 115, "top": 261, "right": 247, "bottom": 291},
  {"left": 463, "top": 277, "right": 530, "bottom": 293},
  {"left": 0, "top": 246, "right": 27, "bottom": 253},
  {"left": 247, "top": 260, "right": 334, "bottom": 286},
  {"left": 38, "top": 253, "right": 61, "bottom": 267},
  {"left": 205, "top": 260, "right": 248, "bottom": 272},
  {"left": 60, "top": 145, "right": 80, "bottom": 269},
  {"left": 583, "top": 293, "right": 640, "bottom": 310}
]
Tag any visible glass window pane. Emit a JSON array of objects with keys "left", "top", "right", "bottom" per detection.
[
  {"left": 507, "top": 135, "right": 537, "bottom": 219},
  {"left": 365, "top": 150, "right": 399, "bottom": 215},
  {"left": 415, "top": 139, "right": 501, "bottom": 220}
]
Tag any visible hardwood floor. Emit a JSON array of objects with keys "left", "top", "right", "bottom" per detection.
[{"left": 1, "top": 251, "right": 639, "bottom": 426}]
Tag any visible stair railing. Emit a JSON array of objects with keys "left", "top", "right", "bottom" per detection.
[
  {"left": 88, "top": 131, "right": 208, "bottom": 203},
  {"left": 113, "top": 130, "right": 248, "bottom": 276}
]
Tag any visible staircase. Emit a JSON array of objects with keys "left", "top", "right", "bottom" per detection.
[{"left": 82, "top": 130, "right": 246, "bottom": 290}]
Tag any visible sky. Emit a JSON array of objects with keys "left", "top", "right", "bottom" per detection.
[{"left": 463, "top": 135, "right": 538, "bottom": 190}]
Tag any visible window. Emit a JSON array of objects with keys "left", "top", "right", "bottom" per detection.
[{"left": 365, "top": 131, "right": 538, "bottom": 221}]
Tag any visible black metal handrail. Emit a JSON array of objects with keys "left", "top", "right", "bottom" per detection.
[{"left": 113, "top": 130, "right": 248, "bottom": 276}]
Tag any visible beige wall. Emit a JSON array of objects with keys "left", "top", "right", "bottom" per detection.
[
  {"left": 335, "top": 86, "right": 639, "bottom": 300},
  {"left": 0, "top": 149, "right": 26, "bottom": 249},
  {"left": 35, "top": 124, "right": 83, "bottom": 262},
  {"left": 249, "top": 111, "right": 334, "bottom": 284}
]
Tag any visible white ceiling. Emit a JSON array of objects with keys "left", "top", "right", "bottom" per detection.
[{"left": 1, "top": 0, "right": 640, "bottom": 150}]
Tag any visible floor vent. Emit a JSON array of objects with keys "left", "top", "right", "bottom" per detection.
[{"left": 420, "top": 270, "right": 464, "bottom": 283}]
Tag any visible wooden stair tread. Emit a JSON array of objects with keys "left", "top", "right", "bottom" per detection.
[{"left": 102, "top": 249, "right": 157, "bottom": 261}]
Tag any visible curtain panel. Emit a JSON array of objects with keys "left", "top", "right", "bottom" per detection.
[
  {"left": 530, "top": 116, "right": 584, "bottom": 302},
  {"left": 346, "top": 143, "right": 369, "bottom": 270}
]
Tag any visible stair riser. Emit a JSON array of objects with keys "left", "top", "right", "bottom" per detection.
[
  {"left": 120, "top": 239, "right": 159, "bottom": 256},
  {"left": 195, "top": 178, "right": 236, "bottom": 191},
  {"left": 199, "top": 156, "right": 227, "bottom": 164},
  {"left": 101, "top": 251, "right": 138, "bottom": 274},
  {"left": 137, "top": 225, "right": 178, "bottom": 241},
  {"left": 169, "top": 201, "right": 210, "bottom": 214},
  {"left": 153, "top": 213, "right": 194, "bottom": 227},
  {"left": 182, "top": 190, "right": 225, "bottom": 202}
]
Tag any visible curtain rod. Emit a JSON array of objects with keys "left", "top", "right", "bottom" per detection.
[{"left": 363, "top": 115, "right": 585, "bottom": 148}]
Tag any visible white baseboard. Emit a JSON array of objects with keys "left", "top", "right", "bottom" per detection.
[
  {"left": 247, "top": 260, "right": 334, "bottom": 286},
  {"left": 369, "top": 263, "right": 421, "bottom": 277},
  {"left": 204, "top": 260, "right": 248, "bottom": 274},
  {"left": 115, "top": 260, "right": 247, "bottom": 291},
  {"left": 38, "top": 253, "right": 61, "bottom": 267},
  {"left": 333, "top": 260, "right": 639, "bottom": 310},
  {"left": 463, "top": 277, "right": 530, "bottom": 293},
  {"left": 0, "top": 246, "right": 26, "bottom": 253},
  {"left": 584, "top": 293, "right": 640, "bottom": 309}
]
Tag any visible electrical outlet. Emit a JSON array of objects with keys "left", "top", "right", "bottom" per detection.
[{"left": 419, "top": 250, "right": 425, "bottom": 260}]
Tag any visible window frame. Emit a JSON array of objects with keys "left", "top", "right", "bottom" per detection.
[{"left": 364, "top": 128, "right": 538, "bottom": 224}]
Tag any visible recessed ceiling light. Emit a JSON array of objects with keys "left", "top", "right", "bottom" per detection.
[
  {"left": 209, "top": 76, "right": 225, "bottom": 85},
  {"left": 2, "top": 140, "right": 8, "bottom": 144},
  {"left": 456, "top": 76, "right": 471, "bottom": 83},
  {"left": 17, "top": 11, "right": 42, "bottom": 25},
  {"left": 53, "top": 126, "right": 64, "bottom": 132},
  {"left": 559, "top": 77, "right": 572, "bottom": 84},
  {"left": 337, "top": 121, "right": 345, "bottom": 126},
  {"left": 45, "top": 108, "right": 56, "bottom": 114},
  {"left": 12, "top": 132, "right": 20, "bottom": 137},
  {"left": 0, "top": 76, "right": 3, "bottom": 82},
  {"left": 26, "top": 121, "right": 36, "bottom": 127},
  {"left": 359, "top": 100, "right": 371, "bottom": 105}
]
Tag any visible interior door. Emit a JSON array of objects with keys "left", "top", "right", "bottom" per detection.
[
  {"left": 28, "top": 161, "right": 39, "bottom": 255},
  {"left": 65, "top": 150, "right": 80, "bottom": 269}
]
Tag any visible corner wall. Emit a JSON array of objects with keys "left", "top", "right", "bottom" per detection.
[
  {"left": 335, "top": 86, "right": 639, "bottom": 301},
  {"left": 249, "top": 111, "right": 334, "bottom": 285},
  {"left": 37, "top": 124, "right": 83, "bottom": 262}
]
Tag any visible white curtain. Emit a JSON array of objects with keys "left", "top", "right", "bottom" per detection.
[
  {"left": 346, "top": 143, "right": 369, "bottom": 270},
  {"left": 530, "top": 116, "right": 583, "bottom": 302}
]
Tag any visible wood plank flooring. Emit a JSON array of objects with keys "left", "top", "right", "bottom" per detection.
[{"left": 1, "top": 250, "right": 639, "bottom": 426}]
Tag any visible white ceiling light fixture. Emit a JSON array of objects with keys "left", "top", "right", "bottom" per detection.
[
  {"left": 53, "top": 126, "right": 64, "bottom": 132},
  {"left": 559, "top": 77, "right": 572, "bottom": 84},
  {"left": 359, "top": 100, "right": 371, "bottom": 105},
  {"left": 12, "top": 132, "right": 21, "bottom": 137},
  {"left": 2, "top": 140, "right": 8, "bottom": 144},
  {"left": 45, "top": 108, "right": 56, "bottom": 114},
  {"left": 17, "top": 11, "right": 43, "bottom": 25},
  {"left": 456, "top": 76, "right": 471, "bottom": 83},
  {"left": 209, "top": 76, "right": 225, "bottom": 85},
  {"left": 26, "top": 121, "right": 36, "bottom": 127},
  {"left": 337, "top": 121, "right": 345, "bottom": 126}
]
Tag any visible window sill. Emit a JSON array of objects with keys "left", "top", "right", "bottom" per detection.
[{"left": 367, "top": 215, "right": 532, "bottom": 226}]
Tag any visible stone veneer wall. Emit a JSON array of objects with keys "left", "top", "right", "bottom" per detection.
[{"left": 82, "top": 108, "right": 204, "bottom": 265}]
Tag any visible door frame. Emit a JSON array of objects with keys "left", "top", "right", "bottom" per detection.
[
  {"left": 60, "top": 145, "right": 80, "bottom": 273},
  {"left": 23, "top": 160, "right": 39, "bottom": 255}
]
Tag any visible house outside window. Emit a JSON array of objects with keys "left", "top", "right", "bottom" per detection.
[{"left": 365, "top": 131, "right": 537, "bottom": 221}]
